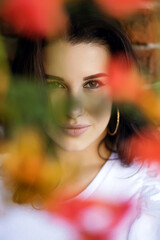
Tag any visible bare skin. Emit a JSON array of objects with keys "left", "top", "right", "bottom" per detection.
[{"left": 43, "top": 40, "right": 112, "bottom": 199}]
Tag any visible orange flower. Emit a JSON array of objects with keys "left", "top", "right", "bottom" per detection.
[
  {"left": 1, "top": 0, "right": 67, "bottom": 37},
  {"left": 2, "top": 129, "right": 45, "bottom": 184},
  {"left": 136, "top": 89, "right": 160, "bottom": 126},
  {"left": 1, "top": 128, "right": 62, "bottom": 202},
  {"left": 94, "top": 0, "right": 152, "bottom": 17}
]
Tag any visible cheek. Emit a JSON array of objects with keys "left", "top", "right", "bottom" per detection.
[
  {"left": 82, "top": 93, "right": 112, "bottom": 122},
  {"left": 92, "top": 110, "right": 112, "bottom": 137}
]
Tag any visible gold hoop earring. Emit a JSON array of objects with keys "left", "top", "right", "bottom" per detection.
[{"left": 107, "top": 108, "right": 120, "bottom": 136}]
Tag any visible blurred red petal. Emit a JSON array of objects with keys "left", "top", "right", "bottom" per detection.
[
  {"left": 107, "top": 55, "right": 143, "bottom": 102},
  {"left": 1, "top": 0, "right": 67, "bottom": 37},
  {"left": 46, "top": 198, "right": 132, "bottom": 239},
  {"left": 95, "top": 0, "right": 152, "bottom": 17},
  {"left": 107, "top": 55, "right": 160, "bottom": 125},
  {"left": 126, "top": 128, "right": 160, "bottom": 167}
]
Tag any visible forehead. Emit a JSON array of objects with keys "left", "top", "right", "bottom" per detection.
[{"left": 43, "top": 40, "right": 110, "bottom": 78}]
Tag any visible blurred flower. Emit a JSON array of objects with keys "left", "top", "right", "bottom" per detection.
[
  {"left": 107, "top": 55, "right": 160, "bottom": 126},
  {"left": 0, "top": 68, "right": 10, "bottom": 115},
  {"left": 0, "top": 0, "right": 67, "bottom": 37},
  {"left": 137, "top": 89, "right": 160, "bottom": 126},
  {"left": 94, "top": 0, "right": 152, "bottom": 17},
  {"left": 126, "top": 127, "right": 160, "bottom": 169},
  {"left": 1, "top": 129, "right": 45, "bottom": 184},
  {"left": 107, "top": 54, "right": 144, "bottom": 102},
  {"left": 0, "top": 69, "right": 9, "bottom": 97},
  {"left": 0, "top": 128, "right": 62, "bottom": 203},
  {"left": 46, "top": 198, "right": 132, "bottom": 240},
  {"left": 0, "top": 34, "right": 10, "bottom": 112}
]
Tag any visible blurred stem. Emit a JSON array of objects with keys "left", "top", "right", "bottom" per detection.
[
  {"left": 0, "top": 32, "right": 10, "bottom": 70},
  {"left": 0, "top": 32, "right": 10, "bottom": 122}
]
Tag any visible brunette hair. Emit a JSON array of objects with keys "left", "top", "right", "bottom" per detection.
[{"left": 12, "top": 0, "right": 145, "bottom": 165}]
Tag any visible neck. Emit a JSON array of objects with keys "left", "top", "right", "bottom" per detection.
[{"left": 53, "top": 132, "right": 111, "bottom": 200}]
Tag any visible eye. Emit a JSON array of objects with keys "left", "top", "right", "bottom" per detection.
[
  {"left": 47, "top": 81, "right": 66, "bottom": 89},
  {"left": 83, "top": 80, "right": 104, "bottom": 89}
]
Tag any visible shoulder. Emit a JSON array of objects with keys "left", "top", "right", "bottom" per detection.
[
  {"left": 137, "top": 163, "right": 160, "bottom": 214},
  {"left": 127, "top": 163, "right": 160, "bottom": 240},
  {"left": 111, "top": 154, "right": 160, "bottom": 214},
  {"left": 94, "top": 152, "right": 160, "bottom": 202}
]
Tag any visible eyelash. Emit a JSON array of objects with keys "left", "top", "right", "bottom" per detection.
[
  {"left": 83, "top": 80, "right": 104, "bottom": 89},
  {"left": 47, "top": 81, "right": 66, "bottom": 89},
  {"left": 47, "top": 80, "right": 105, "bottom": 90}
]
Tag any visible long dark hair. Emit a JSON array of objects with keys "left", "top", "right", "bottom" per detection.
[{"left": 12, "top": 0, "right": 145, "bottom": 165}]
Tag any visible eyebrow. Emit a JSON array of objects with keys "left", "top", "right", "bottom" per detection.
[
  {"left": 45, "top": 74, "right": 64, "bottom": 81},
  {"left": 83, "top": 73, "right": 108, "bottom": 81},
  {"left": 45, "top": 73, "right": 108, "bottom": 82}
]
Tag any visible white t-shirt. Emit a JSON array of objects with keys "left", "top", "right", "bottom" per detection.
[
  {"left": 75, "top": 152, "right": 160, "bottom": 239},
  {"left": 0, "top": 152, "right": 160, "bottom": 240}
]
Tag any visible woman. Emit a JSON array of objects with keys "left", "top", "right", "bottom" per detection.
[{"left": 9, "top": 0, "right": 160, "bottom": 239}]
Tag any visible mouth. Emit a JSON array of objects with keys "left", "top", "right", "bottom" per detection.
[{"left": 61, "top": 124, "right": 90, "bottom": 136}]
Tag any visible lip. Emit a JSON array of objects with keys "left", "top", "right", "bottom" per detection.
[{"left": 62, "top": 124, "right": 90, "bottom": 136}]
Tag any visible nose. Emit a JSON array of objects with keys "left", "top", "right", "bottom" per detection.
[{"left": 67, "top": 96, "right": 85, "bottom": 119}]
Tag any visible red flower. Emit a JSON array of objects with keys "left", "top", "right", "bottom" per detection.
[
  {"left": 107, "top": 55, "right": 144, "bottom": 103},
  {"left": 1, "top": 0, "right": 67, "bottom": 37},
  {"left": 107, "top": 55, "right": 160, "bottom": 125},
  {"left": 126, "top": 128, "right": 160, "bottom": 169},
  {"left": 46, "top": 198, "right": 132, "bottom": 240},
  {"left": 94, "top": 0, "right": 152, "bottom": 17}
]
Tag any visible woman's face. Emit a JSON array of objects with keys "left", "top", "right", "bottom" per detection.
[{"left": 43, "top": 40, "right": 112, "bottom": 151}]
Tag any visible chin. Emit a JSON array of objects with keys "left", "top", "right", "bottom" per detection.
[
  {"left": 59, "top": 144, "right": 87, "bottom": 152},
  {"left": 57, "top": 139, "right": 90, "bottom": 152}
]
